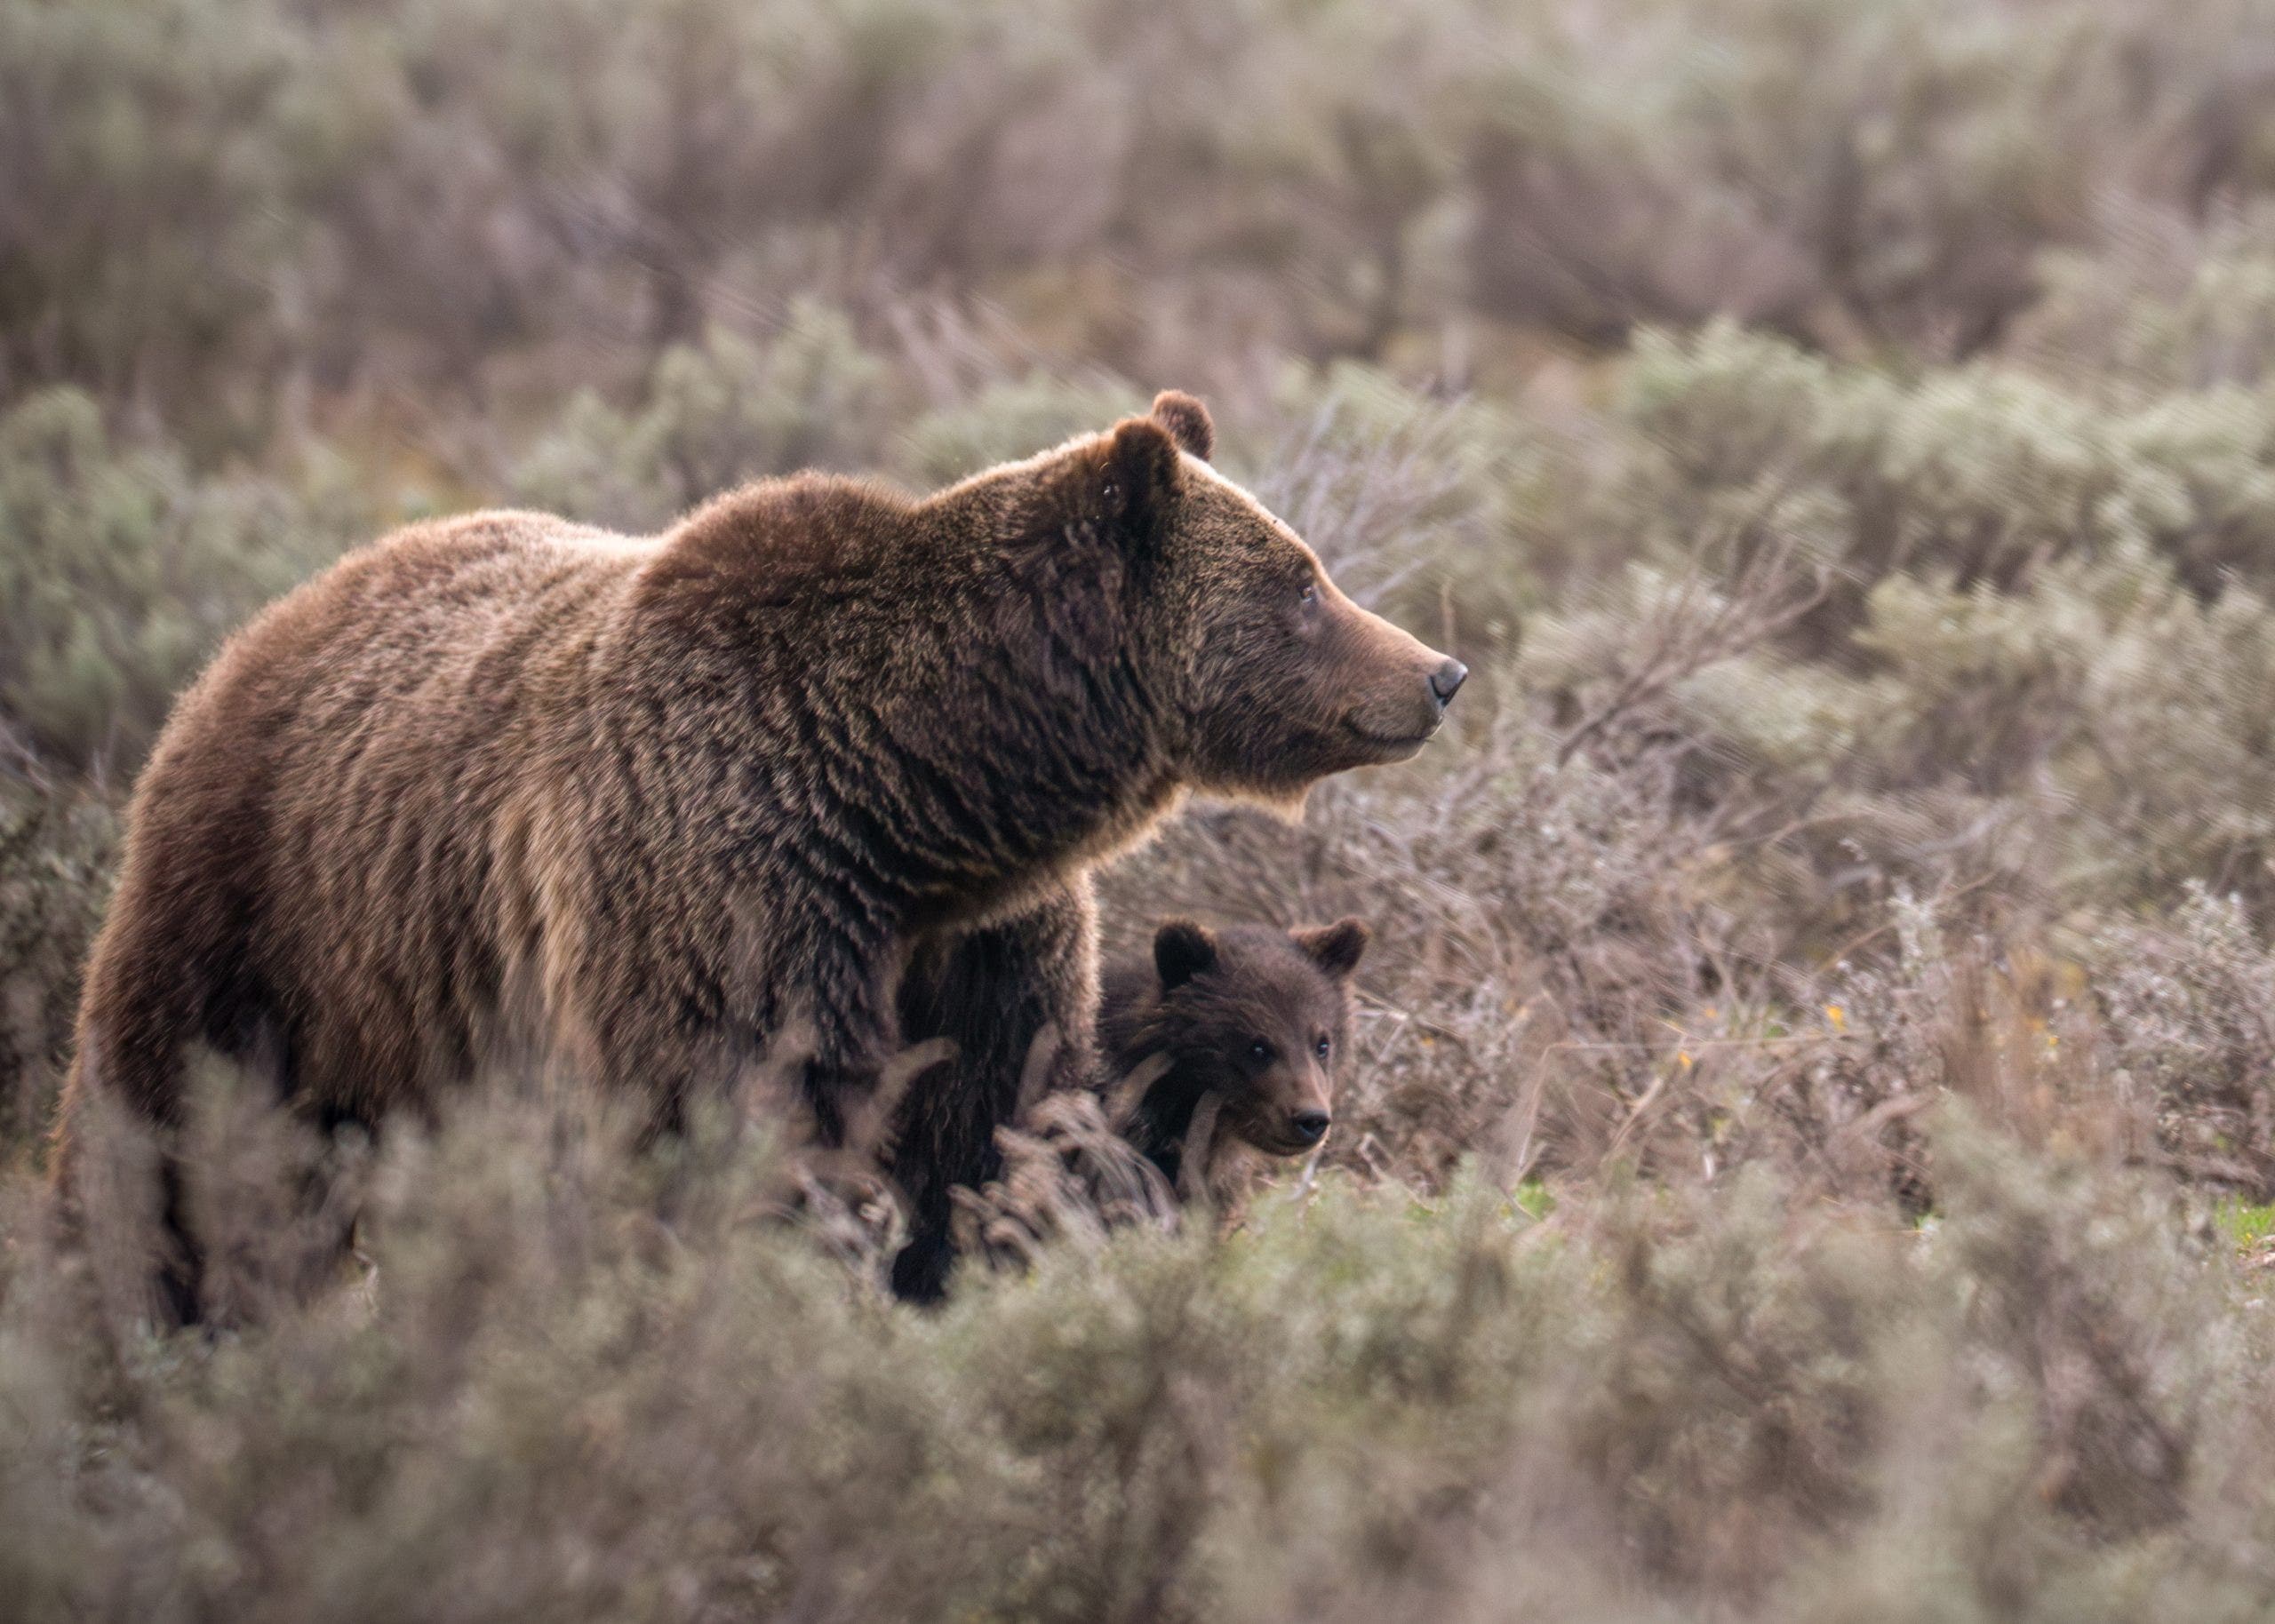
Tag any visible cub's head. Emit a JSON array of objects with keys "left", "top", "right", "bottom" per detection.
[
  {"left": 1018, "top": 390, "right": 1466, "bottom": 800},
  {"left": 1139, "top": 916, "right": 1369, "bottom": 1157}
]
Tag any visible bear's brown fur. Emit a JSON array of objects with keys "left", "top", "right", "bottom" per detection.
[
  {"left": 57, "top": 390, "right": 1464, "bottom": 1313},
  {"left": 1101, "top": 917, "right": 1368, "bottom": 1191}
]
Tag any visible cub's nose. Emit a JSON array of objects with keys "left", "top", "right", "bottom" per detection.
[
  {"left": 1429, "top": 658, "right": 1468, "bottom": 711},
  {"left": 1290, "top": 1109, "right": 1331, "bottom": 1144}
]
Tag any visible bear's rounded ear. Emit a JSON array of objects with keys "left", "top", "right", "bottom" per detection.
[
  {"left": 1150, "top": 390, "right": 1214, "bottom": 462},
  {"left": 1292, "top": 917, "right": 1369, "bottom": 979},
  {"left": 1099, "top": 417, "right": 1182, "bottom": 547},
  {"left": 1153, "top": 919, "right": 1218, "bottom": 991}
]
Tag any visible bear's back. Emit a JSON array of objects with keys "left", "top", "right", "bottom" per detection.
[
  {"left": 235, "top": 509, "right": 648, "bottom": 705},
  {"left": 94, "top": 511, "right": 659, "bottom": 1104},
  {"left": 161, "top": 510, "right": 651, "bottom": 912}
]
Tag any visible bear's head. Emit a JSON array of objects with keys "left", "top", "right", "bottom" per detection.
[
  {"left": 1026, "top": 391, "right": 1466, "bottom": 802},
  {"left": 1139, "top": 915, "right": 1369, "bottom": 1157}
]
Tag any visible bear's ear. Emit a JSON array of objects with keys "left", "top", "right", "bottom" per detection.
[
  {"left": 1153, "top": 919, "right": 1218, "bottom": 991},
  {"left": 1150, "top": 390, "right": 1214, "bottom": 462},
  {"left": 1098, "top": 417, "right": 1183, "bottom": 551},
  {"left": 1292, "top": 917, "right": 1369, "bottom": 979}
]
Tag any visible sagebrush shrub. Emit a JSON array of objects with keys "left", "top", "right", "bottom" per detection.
[
  {"left": 11, "top": 1071, "right": 2275, "bottom": 1620},
  {"left": 0, "top": 389, "right": 350, "bottom": 772},
  {"left": 509, "top": 306, "right": 891, "bottom": 530},
  {"left": 0, "top": 783, "right": 115, "bottom": 1151},
  {"left": 895, "top": 373, "right": 1143, "bottom": 487}
]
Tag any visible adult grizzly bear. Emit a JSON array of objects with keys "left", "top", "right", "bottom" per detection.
[{"left": 58, "top": 391, "right": 1465, "bottom": 1314}]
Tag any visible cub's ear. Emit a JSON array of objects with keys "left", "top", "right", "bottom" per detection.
[
  {"left": 1153, "top": 919, "right": 1218, "bottom": 991},
  {"left": 1293, "top": 917, "right": 1369, "bottom": 979},
  {"left": 1098, "top": 417, "right": 1183, "bottom": 549},
  {"left": 1150, "top": 389, "right": 1214, "bottom": 462}
]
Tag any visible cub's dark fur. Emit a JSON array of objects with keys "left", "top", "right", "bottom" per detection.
[{"left": 1101, "top": 918, "right": 1369, "bottom": 1190}]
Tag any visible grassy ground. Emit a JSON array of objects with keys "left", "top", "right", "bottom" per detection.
[{"left": 15, "top": 1080, "right": 2275, "bottom": 1622}]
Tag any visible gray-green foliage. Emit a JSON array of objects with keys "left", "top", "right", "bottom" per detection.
[
  {"left": 509, "top": 306, "right": 890, "bottom": 530},
  {"left": 2021, "top": 211, "right": 2275, "bottom": 394},
  {"left": 0, "top": 784, "right": 114, "bottom": 1150},
  {"left": 0, "top": 0, "right": 313, "bottom": 426},
  {"left": 1620, "top": 322, "right": 2275, "bottom": 601},
  {"left": 0, "top": 390, "right": 346, "bottom": 770},
  {"left": 896, "top": 374, "right": 1144, "bottom": 487},
  {"left": 25, "top": 0, "right": 2275, "bottom": 418},
  {"left": 10, "top": 1078, "right": 2275, "bottom": 1621}
]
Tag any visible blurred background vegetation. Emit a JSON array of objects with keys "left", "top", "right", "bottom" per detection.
[{"left": 21, "top": 0, "right": 2275, "bottom": 1615}]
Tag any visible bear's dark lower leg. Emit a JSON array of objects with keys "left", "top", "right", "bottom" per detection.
[
  {"left": 155, "top": 1151, "right": 204, "bottom": 1327},
  {"left": 888, "top": 882, "right": 1098, "bottom": 1302},
  {"left": 890, "top": 1194, "right": 955, "bottom": 1303},
  {"left": 785, "top": 926, "right": 901, "bottom": 1150}
]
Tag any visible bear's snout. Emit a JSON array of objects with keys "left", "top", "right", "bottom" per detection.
[
  {"left": 1343, "top": 632, "right": 1465, "bottom": 760},
  {"left": 1290, "top": 1108, "right": 1331, "bottom": 1145},
  {"left": 1319, "top": 577, "right": 1470, "bottom": 763}
]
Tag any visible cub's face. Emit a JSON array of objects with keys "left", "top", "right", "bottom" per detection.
[{"left": 1148, "top": 917, "right": 1369, "bottom": 1158}]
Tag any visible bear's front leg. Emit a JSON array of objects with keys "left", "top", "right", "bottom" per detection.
[
  {"left": 890, "top": 878, "right": 1100, "bottom": 1302},
  {"left": 760, "top": 912, "right": 905, "bottom": 1151}
]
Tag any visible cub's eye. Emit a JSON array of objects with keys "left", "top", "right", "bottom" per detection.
[
  {"left": 1249, "top": 1039, "right": 1273, "bottom": 1063},
  {"left": 1298, "top": 581, "right": 1318, "bottom": 606},
  {"left": 1313, "top": 1034, "right": 1331, "bottom": 1061}
]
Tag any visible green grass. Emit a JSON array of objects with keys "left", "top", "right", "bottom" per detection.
[{"left": 2214, "top": 1197, "right": 2275, "bottom": 1254}]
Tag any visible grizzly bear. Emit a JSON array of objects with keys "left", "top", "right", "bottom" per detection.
[
  {"left": 1101, "top": 917, "right": 1368, "bottom": 1193},
  {"left": 57, "top": 389, "right": 1465, "bottom": 1316}
]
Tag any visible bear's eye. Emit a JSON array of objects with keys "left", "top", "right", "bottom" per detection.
[
  {"left": 1313, "top": 1034, "right": 1331, "bottom": 1061},
  {"left": 1298, "top": 581, "right": 1317, "bottom": 607},
  {"left": 1249, "top": 1038, "right": 1273, "bottom": 1064}
]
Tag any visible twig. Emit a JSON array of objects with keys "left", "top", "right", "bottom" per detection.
[{"left": 1177, "top": 1095, "right": 1223, "bottom": 1206}]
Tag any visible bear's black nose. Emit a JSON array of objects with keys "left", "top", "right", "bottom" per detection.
[
  {"left": 1429, "top": 658, "right": 1468, "bottom": 709},
  {"left": 1290, "top": 1109, "right": 1331, "bottom": 1144}
]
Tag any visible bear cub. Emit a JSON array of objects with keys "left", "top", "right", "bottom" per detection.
[{"left": 1099, "top": 916, "right": 1369, "bottom": 1190}]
